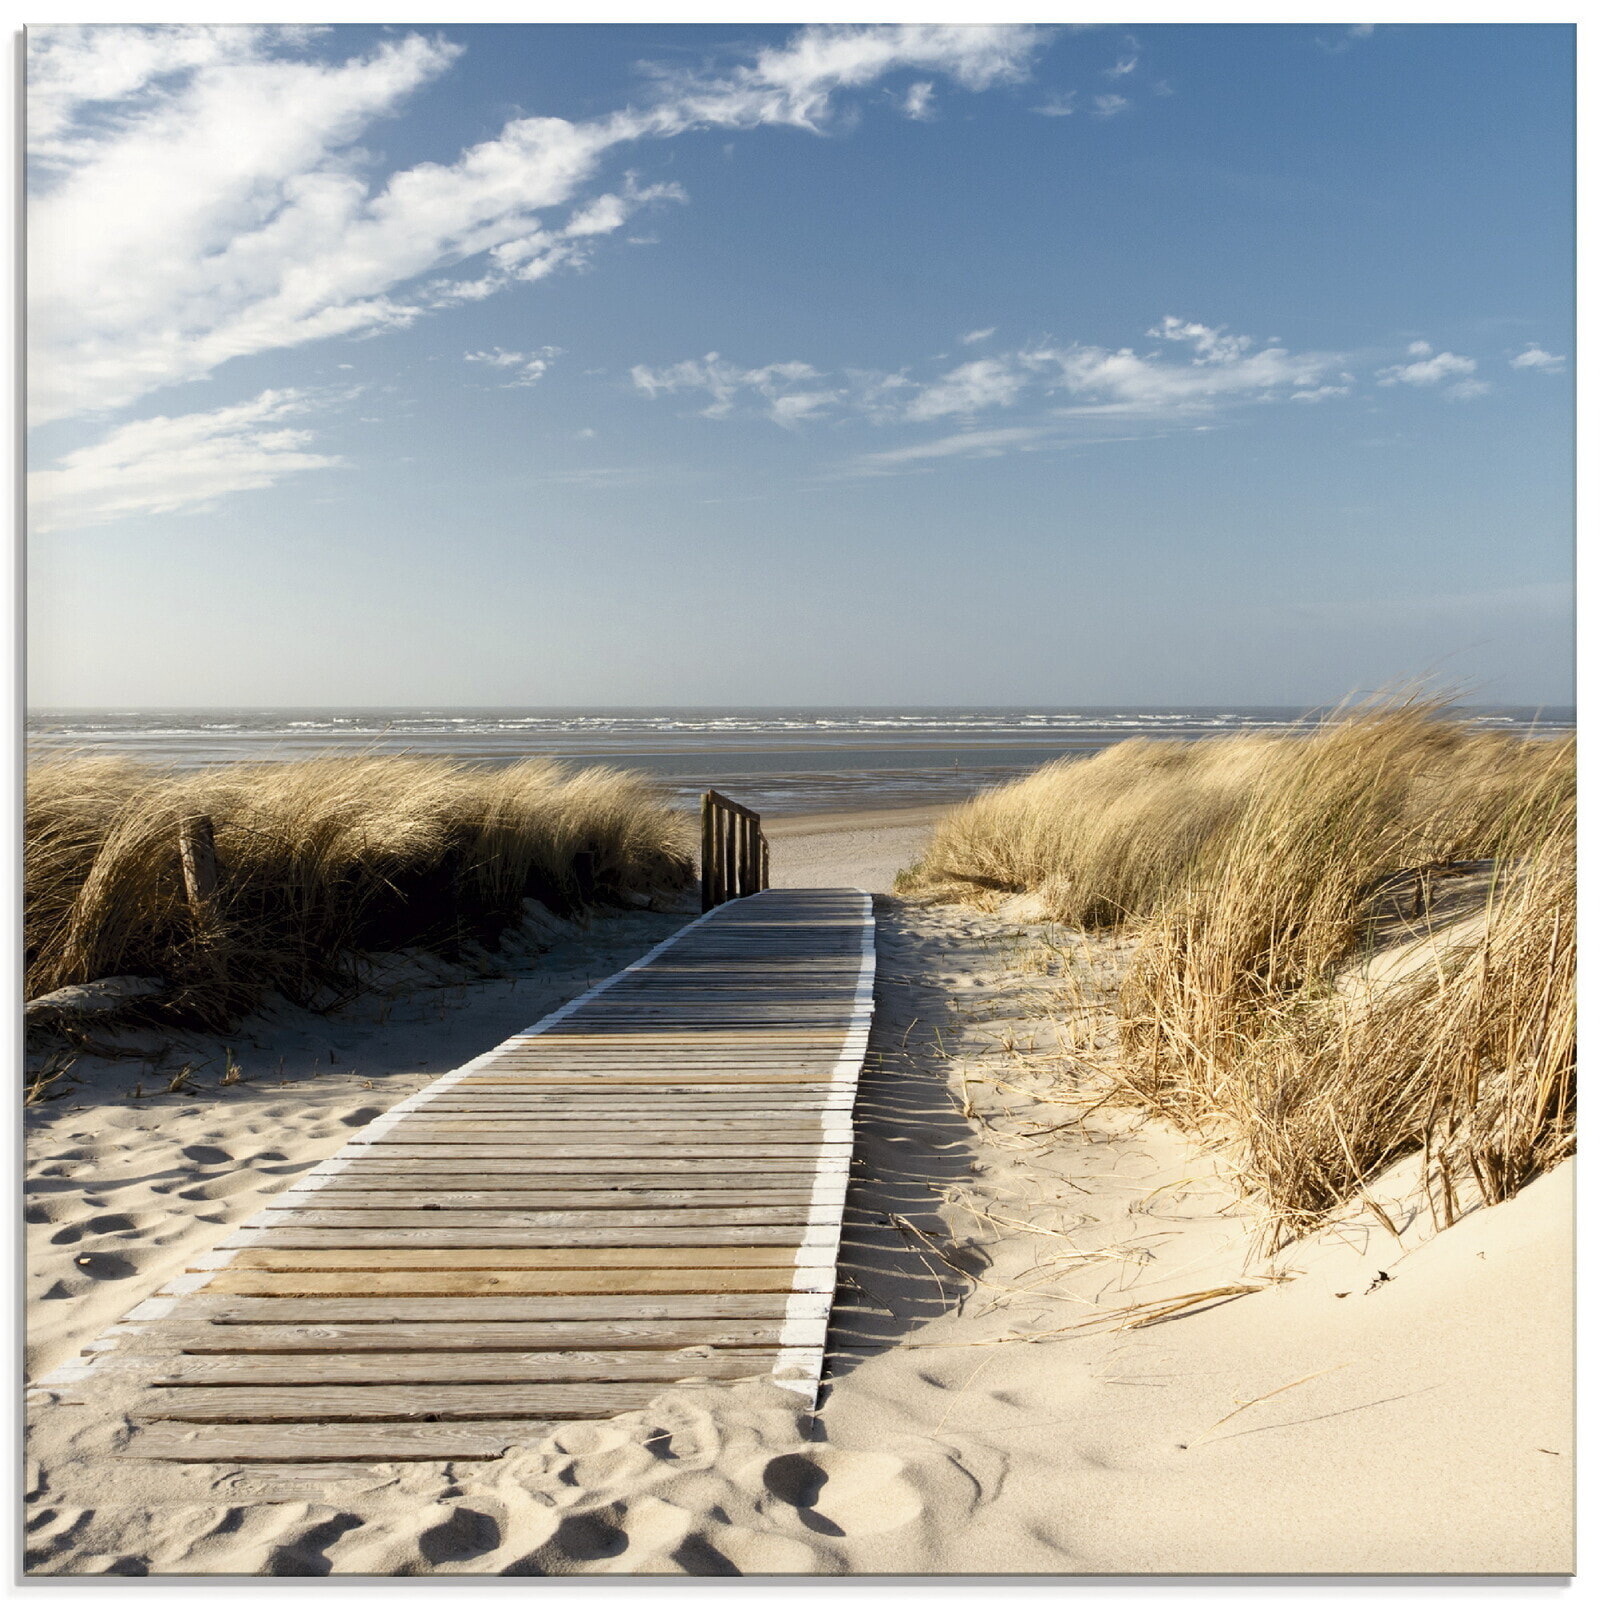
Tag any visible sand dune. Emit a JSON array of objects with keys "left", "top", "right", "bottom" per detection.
[{"left": 24, "top": 816, "right": 1572, "bottom": 1574}]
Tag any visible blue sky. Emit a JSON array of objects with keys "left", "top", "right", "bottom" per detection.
[{"left": 27, "top": 22, "right": 1574, "bottom": 707}]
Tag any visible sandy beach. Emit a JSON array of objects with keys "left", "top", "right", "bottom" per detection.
[{"left": 24, "top": 806, "right": 1573, "bottom": 1575}]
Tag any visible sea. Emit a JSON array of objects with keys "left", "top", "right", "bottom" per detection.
[{"left": 25, "top": 706, "right": 1575, "bottom": 817}]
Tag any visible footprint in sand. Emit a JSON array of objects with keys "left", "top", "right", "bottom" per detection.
[
  {"left": 179, "top": 1145, "right": 231, "bottom": 1166},
  {"left": 416, "top": 1505, "right": 502, "bottom": 1565},
  {"left": 69, "top": 1252, "right": 137, "bottom": 1281},
  {"left": 339, "top": 1106, "right": 384, "bottom": 1127},
  {"left": 177, "top": 1171, "right": 262, "bottom": 1201},
  {"left": 760, "top": 1448, "right": 923, "bottom": 1538},
  {"left": 534, "top": 1497, "right": 693, "bottom": 1575}
]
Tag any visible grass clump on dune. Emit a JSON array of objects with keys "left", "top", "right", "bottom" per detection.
[
  {"left": 903, "top": 701, "right": 1575, "bottom": 1233},
  {"left": 25, "top": 754, "right": 695, "bottom": 1031}
]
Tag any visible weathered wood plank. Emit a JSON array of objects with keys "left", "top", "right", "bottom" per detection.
[
  {"left": 160, "top": 1293, "right": 801, "bottom": 1322},
  {"left": 196, "top": 1268, "right": 809, "bottom": 1297},
  {"left": 125, "top": 1422, "right": 552, "bottom": 1462},
  {"left": 126, "top": 1319, "right": 797, "bottom": 1353},
  {"left": 307, "top": 1177, "right": 825, "bottom": 1190},
  {"left": 151, "top": 1349, "right": 778, "bottom": 1385},
  {"left": 338, "top": 1160, "right": 831, "bottom": 1174},
  {"left": 220, "top": 1246, "right": 799, "bottom": 1271},
  {"left": 228, "top": 1226, "right": 807, "bottom": 1249},
  {"left": 293, "top": 1185, "right": 816, "bottom": 1204},
  {"left": 259, "top": 1207, "right": 813, "bottom": 1227},
  {"left": 134, "top": 1383, "right": 682, "bottom": 1424}
]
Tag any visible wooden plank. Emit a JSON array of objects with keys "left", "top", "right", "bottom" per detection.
[
  {"left": 293, "top": 1185, "right": 816, "bottom": 1204},
  {"left": 152, "top": 1350, "right": 777, "bottom": 1385},
  {"left": 367, "top": 1120, "right": 830, "bottom": 1135},
  {"left": 228, "top": 1226, "right": 807, "bottom": 1248},
  {"left": 126, "top": 1319, "right": 795, "bottom": 1353},
  {"left": 354, "top": 1136, "right": 830, "bottom": 1151},
  {"left": 345, "top": 1139, "right": 832, "bottom": 1152},
  {"left": 196, "top": 1269, "right": 808, "bottom": 1296},
  {"left": 340, "top": 1158, "right": 838, "bottom": 1171},
  {"left": 309, "top": 1172, "right": 820, "bottom": 1191},
  {"left": 134, "top": 1383, "right": 681, "bottom": 1424},
  {"left": 125, "top": 1422, "right": 552, "bottom": 1462},
  {"left": 260, "top": 1208, "right": 813, "bottom": 1227},
  {"left": 221, "top": 1246, "right": 799, "bottom": 1271},
  {"left": 166, "top": 1293, "right": 799, "bottom": 1322}
]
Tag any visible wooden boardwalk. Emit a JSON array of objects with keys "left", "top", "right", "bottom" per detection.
[{"left": 40, "top": 888, "right": 874, "bottom": 1464}]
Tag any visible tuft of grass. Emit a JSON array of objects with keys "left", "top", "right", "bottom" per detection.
[
  {"left": 25, "top": 752, "right": 695, "bottom": 1032},
  {"left": 909, "top": 699, "right": 1575, "bottom": 1232}
]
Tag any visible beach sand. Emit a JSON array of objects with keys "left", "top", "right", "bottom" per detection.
[
  {"left": 763, "top": 804, "right": 950, "bottom": 894},
  {"left": 24, "top": 808, "right": 1573, "bottom": 1574}
]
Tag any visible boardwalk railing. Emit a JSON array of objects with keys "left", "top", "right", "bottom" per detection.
[{"left": 700, "top": 790, "right": 769, "bottom": 912}]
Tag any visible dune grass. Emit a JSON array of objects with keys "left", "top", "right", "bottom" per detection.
[
  {"left": 902, "top": 703, "right": 1575, "bottom": 1232},
  {"left": 25, "top": 753, "right": 695, "bottom": 1031}
]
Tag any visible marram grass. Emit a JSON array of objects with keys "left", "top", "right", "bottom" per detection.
[
  {"left": 25, "top": 753, "right": 695, "bottom": 1031},
  {"left": 903, "top": 703, "right": 1575, "bottom": 1231}
]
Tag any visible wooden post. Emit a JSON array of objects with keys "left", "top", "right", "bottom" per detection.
[
  {"left": 701, "top": 793, "right": 716, "bottom": 913},
  {"left": 741, "top": 813, "right": 755, "bottom": 897},
  {"left": 710, "top": 807, "right": 720, "bottom": 908},
  {"left": 761, "top": 834, "right": 770, "bottom": 891},
  {"left": 178, "top": 815, "right": 219, "bottom": 921},
  {"left": 573, "top": 848, "right": 597, "bottom": 903}
]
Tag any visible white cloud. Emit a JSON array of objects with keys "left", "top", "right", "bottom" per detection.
[
  {"left": 960, "top": 327, "right": 996, "bottom": 344},
  {"left": 1318, "top": 24, "right": 1377, "bottom": 53},
  {"left": 901, "top": 81, "right": 936, "bottom": 120},
  {"left": 29, "top": 24, "right": 1047, "bottom": 428},
  {"left": 1024, "top": 323, "right": 1342, "bottom": 414},
  {"left": 903, "top": 357, "right": 1028, "bottom": 420},
  {"left": 1105, "top": 53, "right": 1138, "bottom": 78},
  {"left": 853, "top": 424, "right": 1059, "bottom": 470},
  {"left": 1032, "top": 92, "right": 1077, "bottom": 117},
  {"left": 1510, "top": 344, "right": 1565, "bottom": 373},
  {"left": 633, "top": 317, "right": 1351, "bottom": 458},
  {"left": 630, "top": 352, "right": 839, "bottom": 427},
  {"left": 1376, "top": 348, "right": 1481, "bottom": 390},
  {"left": 465, "top": 345, "right": 561, "bottom": 386},
  {"left": 28, "top": 389, "right": 341, "bottom": 532},
  {"left": 1091, "top": 93, "right": 1129, "bottom": 117}
]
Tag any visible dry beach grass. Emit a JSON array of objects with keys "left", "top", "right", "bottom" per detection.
[
  {"left": 25, "top": 753, "right": 695, "bottom": 1034},
  {"left": 901, "top": 703, "right": 1576, "bottom": 1236}
]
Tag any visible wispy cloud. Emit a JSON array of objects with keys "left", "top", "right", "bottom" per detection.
[
  {"left": 28, "top": 389, "right": 342, "bottom": 532},
  {"left": 960, "top": 327, "right": 996, "bottom": 344},
  {"left": 1510, "top": 344, "right": 1566, "bottom": 374},
  {"left": 632, "top": 315, "right": 1355, "bottom": 471},
  {"left": 1104, "top": 38, "right": 1139, "bottom": 77},
  {"left": 1031, "top": 91, "right": 1077, "bottom": 117},
  {"left": 904, "top": 358, "right": 1028, "bottom": 420},
  {"left": 29, "top": 23, "right": 1048, "bottom": 428},
  {"left": 630, "top": 352, "right": 840, "bottom": 427},
  {"left": 1090, "top": 93, "right": 1129, "bottom": 117},
  {"left": 465, "top": 346, "right": 561, "bottom": 387},
  {"left": 901, "top": 80, "right": 936, "bottom": 120},
  {"left": 1318, "top": 23, "right": 1377, "bottom": 54},
  {"left": 853, "top": 424, "right": 1063, "bottom": 470}
]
